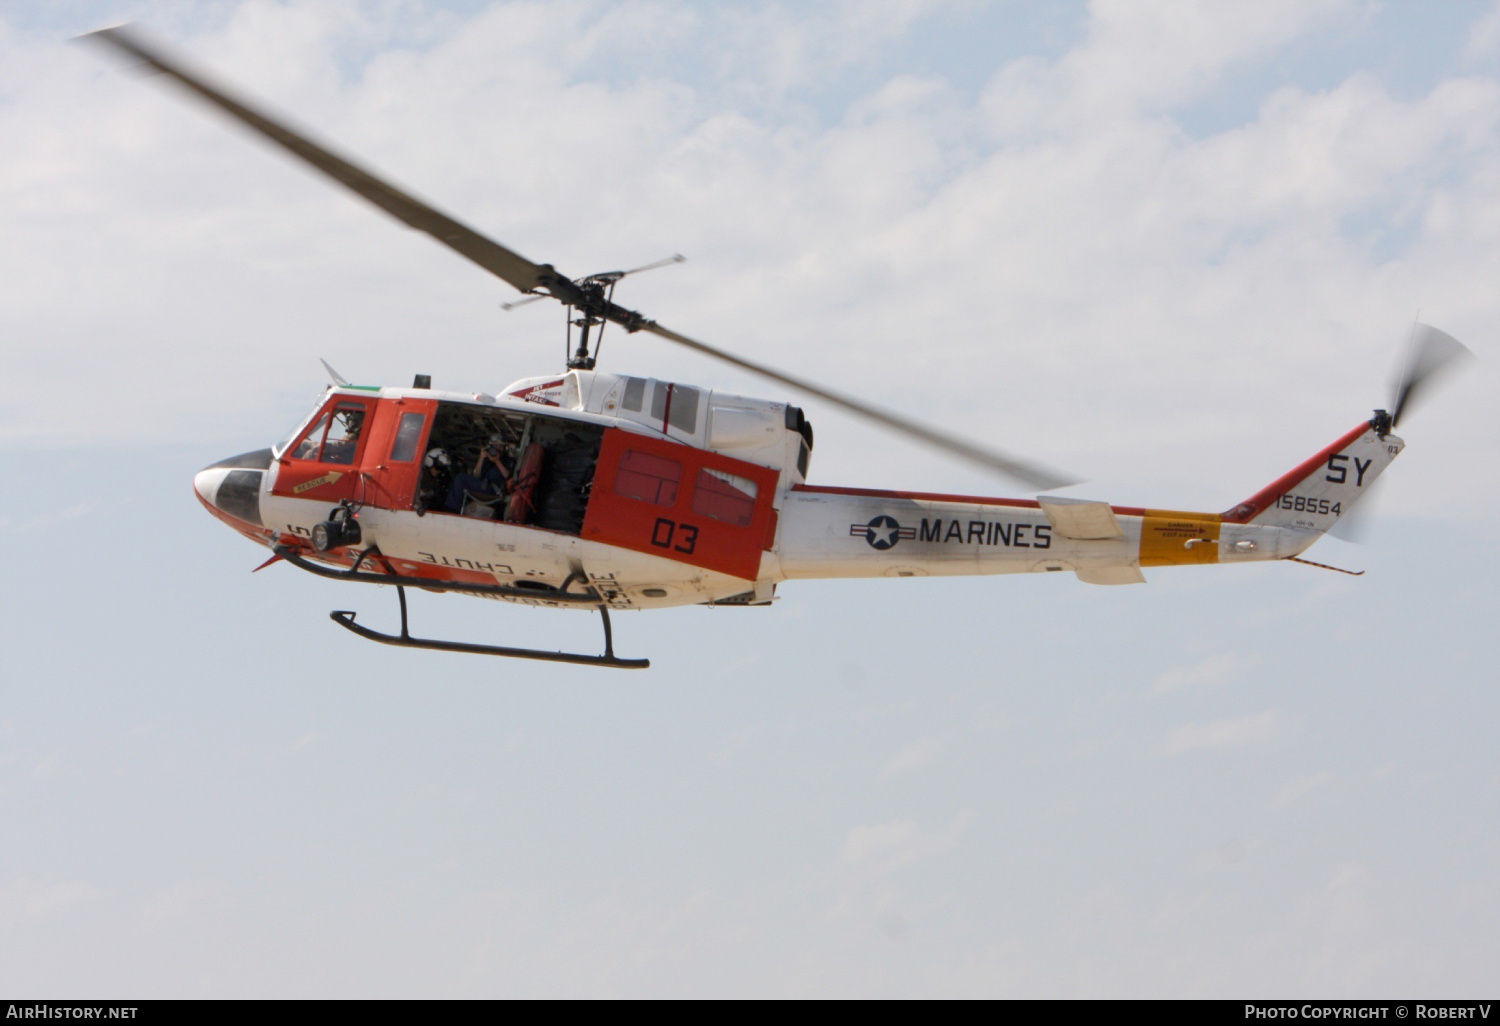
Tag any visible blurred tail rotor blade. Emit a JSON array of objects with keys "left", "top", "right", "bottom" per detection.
[
  {"left": 1327, "top": 475, "right": 1385, "bottom": 544},
  {"left": 1390, "top": 323, "right": 1475, "bottom": 427}
]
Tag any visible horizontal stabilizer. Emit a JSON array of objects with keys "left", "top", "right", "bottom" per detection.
[
  {"left": 1038, "top": 496, "right": 1125, "bottom": 540},
  {"left": 1076, "top": 566, "right": 1146, "bottom": 586}
]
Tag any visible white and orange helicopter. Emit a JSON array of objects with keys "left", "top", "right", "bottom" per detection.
[{"left": 88, "top": 27, "right": 1473, "bottom": 669}]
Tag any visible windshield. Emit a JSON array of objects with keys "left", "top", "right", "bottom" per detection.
[{"left": 272, "top": 393, "right": 329, "bottom": 458}]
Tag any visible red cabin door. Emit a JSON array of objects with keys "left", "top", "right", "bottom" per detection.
[
  {"left": 272, "top": 395, "right": 376, "bottom": 504},
  {"left": 361, "top": 397, "right": 436, "bottom": 510},
  {"left": 274, "top": 395, "right": 437, "bottom": 510},
  {"left": 582, "top": 429, "right": 780, "bottom": 581}
]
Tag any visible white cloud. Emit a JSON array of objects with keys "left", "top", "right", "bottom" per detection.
[
  {"left": 1151, "top": 652, "right": 1254, "bottom": 694},
  {"left": 289, "top": 731, "right": 322, "bottom": 752},
  {"left": 841, "top": 819, "right": 920, "bottom": 865},
  {"left": 143, "top": 879, "right": 220, "bottom": 922},
  {"left": 0, "top": 878, "right": 101, "bottom": 919},
  {"left": 1, "top": 0, "right": 1496, "bottom": 519},
  {"left": 1161, "top": 710, "right": 1275, "bottom": 754},
  {"left": 1466, "top": 0, "right": 1500, "bottom": 60},
  {"left": 1271, "top": 770, "right": 1336, "bottom": 809},
  {"left": 984, "top": 0, "right": 1355, "bottom": 132},
  {"left": 879, "top": 733, "right": 946, "bottom": 778},
  {"left": 839, "top": 810, "right": 972, "bottom": 885}
]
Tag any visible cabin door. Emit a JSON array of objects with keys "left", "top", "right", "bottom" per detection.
[{"left": 582, "top": 429, "right": 780, "bottom": 581}]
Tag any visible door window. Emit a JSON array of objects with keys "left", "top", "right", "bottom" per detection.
[
  {"left": 290, "top": 412, "right": 330, "bottom": 461},
  {"left": 288, "top": 402, "right": 367, "bottom": 464},
  {"left": 614, "top": 449, "right": 682, "bottom": 505},
  {"left": 320, "top": 404, "right": 366, "bottom": 464},
  {"left": 389, "top": 412, "right": 426, "bottom": 462},
  {"left": 692, "top": 467, "right": 758, "bottom": 527}
]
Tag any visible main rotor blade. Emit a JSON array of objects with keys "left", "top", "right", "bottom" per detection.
[
  {"left": 620, "top": 254, "right": 687, "bottom": 277},
  {"left": 1389, "top": 322, "right": 1474, "bottom": 427},
  {"left": 81, "top": 24, "right": 552, "bottom": 296},
  {"left": 86, "top": 25, "right": 1073, "bottom": 490},
  {"left": 642, "top": 323, "right": 1077, "bottom": 490}
]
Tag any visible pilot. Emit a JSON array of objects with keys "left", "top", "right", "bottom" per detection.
[{"left": 445, "top": 434, "right": 514, "bottom": 514}]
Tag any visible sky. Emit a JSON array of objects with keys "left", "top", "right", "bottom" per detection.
[{"left": 1, "top": 0, "right": 1497, "bottom": 998}]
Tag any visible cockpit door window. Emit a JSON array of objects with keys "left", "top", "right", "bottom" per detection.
[
  {"left": 290, "top": 413, "right": 330, "bottom": 461},
  {"left": 321, "top": 404, "right": 366, "bottom": 465},
  {"left": 286, "top": 403, "right": 367, "bottom": 465}
]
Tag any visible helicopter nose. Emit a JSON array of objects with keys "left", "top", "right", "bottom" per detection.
[
  {"left": 193, "top": 466, "right": 226, "bottom": 506},
  {"left": 194, "top": 449, "right": 272, "bottom": 527}
]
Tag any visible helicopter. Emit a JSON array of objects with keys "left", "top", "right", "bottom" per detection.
[{"left": 86, "top": 26, "right": 1474, "bottom": 670}]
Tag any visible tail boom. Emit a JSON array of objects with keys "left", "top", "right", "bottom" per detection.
[
  {"left": 775, "top": 488, "right": 1306, "bottom": 584},
  {"left": 773, "top": 416, "right": 1400, "bottom": 584}
]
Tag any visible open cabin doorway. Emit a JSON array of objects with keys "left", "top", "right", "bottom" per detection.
[{"left": 417, "top": 402, "right": 605, "bottom": 536}]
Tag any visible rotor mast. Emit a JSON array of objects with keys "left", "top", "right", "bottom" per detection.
[{"left": 556, "top": 257, "right": 687, "bottom": 370}]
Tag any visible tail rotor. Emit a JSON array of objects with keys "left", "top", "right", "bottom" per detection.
[
  {"left": 1331, "top": 322, "right": 1474, "bottom": 544},
  {"left": 1386, "top": 322, "right": 1474, "bottom": 430}
]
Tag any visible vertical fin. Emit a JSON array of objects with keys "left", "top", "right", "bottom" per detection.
[{"left": 1223, "top": 420, "right": 1402, "bottom": 534}]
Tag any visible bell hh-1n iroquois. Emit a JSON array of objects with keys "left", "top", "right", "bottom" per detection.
[{"left": 85, "top": 26, "right": 1475, "bottom": 669}]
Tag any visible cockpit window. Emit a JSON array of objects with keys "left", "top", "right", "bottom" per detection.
[
  {"left": 322, "top": 404, "right": 365, "bottom": 464},
  {"left": 290, "top": 412, "right": 330, "bottom": 461},
  {"left": 287, "top": 402, "right": 367, "bottom": 464},
  {"left": 274, "top": 401, "right": 325, "bottom": 458}
]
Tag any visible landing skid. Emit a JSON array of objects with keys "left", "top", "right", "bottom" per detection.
[
  {"left": 271, "top": 544, "right": 649, "bottom": 669},
  {"left": 331, "top": 586, "right": 649, "bottom": 669}
]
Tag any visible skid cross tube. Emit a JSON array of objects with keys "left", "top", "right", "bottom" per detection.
[
  {"left": 272, "top": 544, "right": 600, "bottom": 603},
  {"left": 273, "top": 544, "right": 649, "bottom": 668}
]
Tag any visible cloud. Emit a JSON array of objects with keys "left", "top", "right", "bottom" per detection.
[
  {"left": 1161, "top": 711, "right": 1275, "bottom": 754},
  {"left": 142, "top": 879, "right": 220, "bottom": 922},
  {"left": 1151, "top": 652, "right": 1255, "bottom": 694},
  {"left": 879, "top": 733, "right": 946, "bottom": 778},
  {"left": 839, "top": 810, "right": 973, "bottom": 885},
  {"left": 1466, "top": 0, "right": 1500, "bottom": 60},
  {"left": 842, "top": 819, "right": 921, "bottom": 865},
  {"left": 1, "top": 1, "right": 1495, "bottom": 519},
  {"left": 289, "top": 731, "right": 323, "bottom": 752},
  {"left": 984, "top": 0, "right": 1354, "bottom": 133},
  {"left": 1271, "top": 771, "right": 1336, "bottom": 809},
  {"left": 0, "top": 878, "right": 101, "bottom": 919},
  {"left": 0, "top": 502, "right": 91, "bottom": 535}
]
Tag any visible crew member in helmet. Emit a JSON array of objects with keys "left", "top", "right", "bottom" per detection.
[
  {"left": 418, "top": 447, "right": 452, "bottom": 511},
  {"left": 445, "top": 434, "right": 514, "bottom": 514}
]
